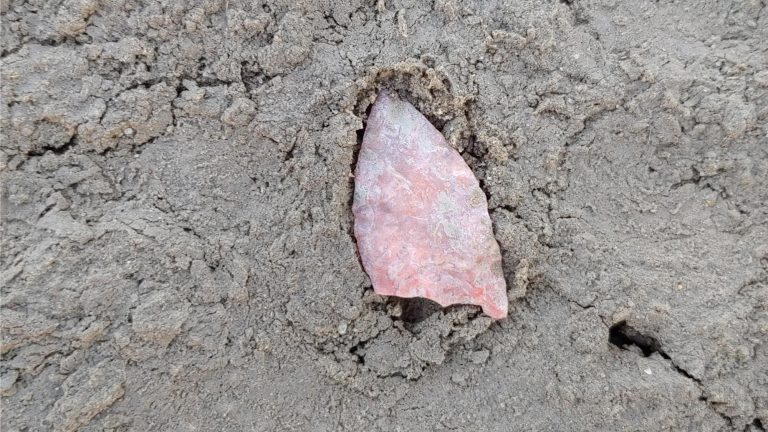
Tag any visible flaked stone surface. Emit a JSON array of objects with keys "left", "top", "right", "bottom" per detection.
[{"left": 353, "top": 92, "right": 508, "bottom": 319}]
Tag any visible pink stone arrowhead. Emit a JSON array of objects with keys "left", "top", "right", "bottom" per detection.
[{"left": 353, "top": 92, "right": 508, "bottom": 319}]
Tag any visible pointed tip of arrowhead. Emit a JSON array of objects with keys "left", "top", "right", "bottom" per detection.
[
  {"left": 372, "top": 90, "right": 396, "bottom": 112},
  {"left": 375, "top": 89, "right": 393, "bottom": 101}
]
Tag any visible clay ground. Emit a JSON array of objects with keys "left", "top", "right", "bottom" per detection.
[{"left": 1, "top": 0, "right": 767, "bottom": 431}]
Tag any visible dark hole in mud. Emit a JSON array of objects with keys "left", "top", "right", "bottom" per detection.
[
  {"left": 608, "top": 321, "right": 663, "bottom": 357},
  {"left": 421, "top": 109, "right": 447, "bottom": 132},
  {"left": 352, "top": 101, "right": 373, "bottom": 157},
  {"left": 349, "top": 342, "right": 366, "bottom": 365},
  {"left": 752, "top": 418, "right": 765, "bottom": 431},
  {"left": 610, "top": 324, "right": 702, "bottom": 383},
  {"left": 355, "top": 128, "right": 365, "bottom": 149},
  {"left": 398, "top": 297, "right": 442, "bottom": 324}
]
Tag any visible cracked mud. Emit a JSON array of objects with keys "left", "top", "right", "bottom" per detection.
[{"left": 1, "top": 1, "right": 767, "bottom": 431}]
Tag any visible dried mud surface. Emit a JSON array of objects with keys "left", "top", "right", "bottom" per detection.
[{"left": 1, "top": 1, "right": 767, "bottom": 431}]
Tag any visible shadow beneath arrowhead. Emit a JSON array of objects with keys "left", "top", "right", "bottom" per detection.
[{"left": 399, "top": 297, "right": 443, "bottom": 324}]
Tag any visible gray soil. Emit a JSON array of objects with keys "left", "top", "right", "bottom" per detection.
[{"left": 1, "top": 0, "right": 767, "bottom": 431}]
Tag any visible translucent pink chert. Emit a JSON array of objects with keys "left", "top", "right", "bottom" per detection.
[{"left": 352, "top": 92, "right": 508, "bottom": 319}]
